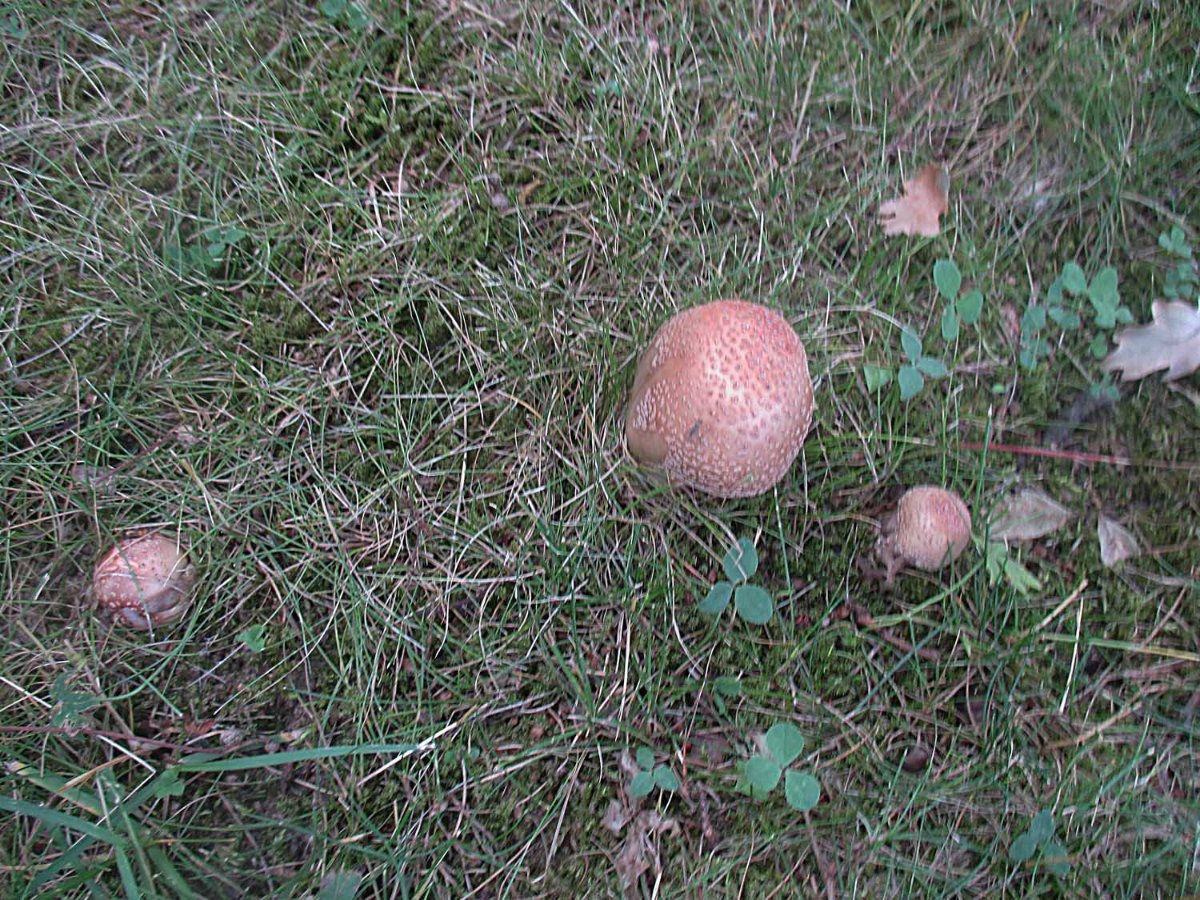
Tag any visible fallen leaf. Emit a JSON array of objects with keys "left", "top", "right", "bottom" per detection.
[
  {"left": 989, "top": 488, "right": 1073, "bottom": 542},
  {"left": 602, "top": 799, "right": 631, "bottom": 835},
  {"left": 1102, "top": 300, "right": 1200, "bottom": 382},
  {"left": 1000, "top": 302, "right": 1021, "bottom": 345},
  {"left": 71, "top": 464, "right": 116, "bottom": 492},
  {"left": 1007, "top": 164, "right": 1065, "bottom": 218},
  {"left": 954, "top": 697, "right": 988, "bottom": 727},
  {"left": 613, "top": 810, "right": 678, "bottom": 890},
  {"left": 1044, "top": 388, "right": 1116, "bottom": 448},
  {"left": 1097, "top": 515, "right": 1141, "bottom": 568},
  {"left": 878, "top": 164, "right": 950, "bottom": 237},
  {"left": 606, "top": 751, "right": 644, "bottom": 824},
  {"left": 614, "top": 826, "right": 651, "bottom": 889},
  {"left": 683, "top": 734, "right": 732, "bottom": 768},
  {"left": 171, "top": 424, "right": 201, "bottom": 447},
  {"left": 607, "top": 749, "right": 681, "bottom": 890}
]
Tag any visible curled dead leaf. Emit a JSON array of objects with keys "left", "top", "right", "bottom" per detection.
[
  {"left": 607, "top": 751, "right": 682, "bottom": 890},
  {"left": 989, "top": 488, "right": 1073, "bottom": 542},
  {"left": 1102, "top": 300, "right": 1200, "bottom": 382},
  {"left": 617, "top": 749, "right": 641, "bottom": 784},
  {"left": 878, "top": 163, "right": 950, "bottom": 237},
  {"left": 171, "top": 424, "right": 201, "bottom": 447},
  {"left": 602, "top": 799, "right": 631, "bottom": 835},
  {"left": 612, "top": 810, "right": 678, "bottom": 890},
  {"left": 72, "top": 464, "right": 117, "bottom": 492},
  {"left": 1000, "top": 302, "right": 1022, "bottom": 345},
  {"left": 1097, "top": 515, "right": 1141, "bottom": 568}
]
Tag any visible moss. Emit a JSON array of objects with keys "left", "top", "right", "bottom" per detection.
[
  {"left": 799, "top": 626, "right": 868, "bottom": 701},
  {"left": 279, "top": 7, "right": 456, "bottom": 167}
]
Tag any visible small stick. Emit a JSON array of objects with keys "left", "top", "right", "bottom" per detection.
[
  {"left": 962, "top": 441, "right": 1199, "bottom": 472},
  {"left": 839, "top": 601, "right": 943, "bottom": 661},
  {"left": 1013, "top": 579, "right": 1088, "bottom": 644}
]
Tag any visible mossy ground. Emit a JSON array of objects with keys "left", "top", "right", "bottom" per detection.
[{"left": 1, "top": 0, "right": 1197, "bottom": 896}]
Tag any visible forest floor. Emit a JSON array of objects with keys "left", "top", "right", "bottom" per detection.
[{"left": 1, "top": 1, "right": 1198, "bottom": 896}]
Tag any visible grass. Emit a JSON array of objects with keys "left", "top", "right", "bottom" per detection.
[{"left": 1, "top": 0, "right": 1198, "bottom": 896}]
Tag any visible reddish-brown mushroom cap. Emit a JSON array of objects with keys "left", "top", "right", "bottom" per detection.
[
  {"left": 93, "top": 532, "right": 195, "bottom": 629},
  {"left": 889, "top": 486, "right": 972, "bottom": 571},
  {"left": 625, "top": 300, "right": 814, "bottom": 498}
]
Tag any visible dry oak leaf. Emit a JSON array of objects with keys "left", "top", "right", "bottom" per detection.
[
  {"left": 878, "top": 164, "right": 950, "bottom": 237},
  {"left": 613, "top": 810, "right": 678, "bottom": 890},
  {"left": 989, "top": 488, "right": 1073, "bottom": 542},
  {"left": 1097, "top": 515, "right": 1141, "bottom": 568},
  {"left": 1102, "top": 300, "right": 1200, "bottom": 382}
]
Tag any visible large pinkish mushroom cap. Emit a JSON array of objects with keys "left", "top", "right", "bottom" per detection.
[
  {"left": 625, "top": 299, "right": 814, "bottom": 498},
  {"left": 93, "top": 531, "right": 195, "bottom": 629}
]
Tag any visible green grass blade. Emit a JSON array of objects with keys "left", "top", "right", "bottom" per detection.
[{"left": 0, "top": 797, "right": 125, "bottom": 846}]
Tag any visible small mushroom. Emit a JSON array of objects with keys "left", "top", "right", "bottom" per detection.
[
  {"left": 877, "top": 486, "right": 972, "bottom": 582},
  {"left": 625, "top": 299, "right": 814, "bottom": 498},
  {"left": 93, "top": 531, "right": 195, "bottom": 629}
]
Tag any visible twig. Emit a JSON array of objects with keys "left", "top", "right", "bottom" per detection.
[
  {"left": 806, "top": 811, "right": 837, "bottom": 900},
  {"left": 962, "top": 441, "right": 1199, "bottom": 472},
  {"left": 1011, "top": 578, "right": 1088, "bottom": 644},
  {"left": 839, "top": 601, "right": 943, "bottom": 661},
  {"left": 1045, "top": 700, "right": 1142, "bottom": 750}
]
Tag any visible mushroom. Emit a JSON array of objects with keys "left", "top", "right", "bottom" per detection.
[
  {"left": 625, "top": 299, "right": 814, "bottom": 498},
  {"left": 877, "top": 486, "right": 972, "bottom": 582},
  {"left": 93, "top": 531, "right": 195, "bottom": 629}
]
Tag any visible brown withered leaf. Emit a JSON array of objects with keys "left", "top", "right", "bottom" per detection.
[
  {"left": 71, "top": 464, "right": 117, "bottom": 492},
  {"left": 607, "top": 750, "right": 680, "bottom": 891},
  {"left": 602, "top": 799, "right": 631, "bottom": 835},
  {"left": 613, "top": 810, "right": 678, "bottom": 891},
  {"left": 878, "top": 164, "right": 950, "bottom": 237},
  {"left": 989, "top": 488, "right": 1073, "bottom": 542},
  {"left": 1102, "top": 300, "right": 1200, "bottom": 382},
  {"left": 1097, "top": 515, "right": 1141, "bottom": 568}
]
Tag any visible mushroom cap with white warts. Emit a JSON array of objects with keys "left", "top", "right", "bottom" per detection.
[
  {"left": 625, "top": 300, "right": 814, "bottom": 498},
  {"left": 93, "top": 532, "right": 195, "bottom": 629}
]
